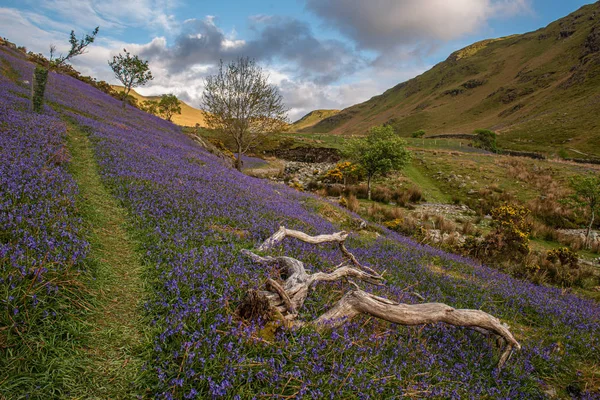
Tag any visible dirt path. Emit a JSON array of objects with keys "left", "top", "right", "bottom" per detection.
[{"left": 65, "top": 122, "right": 147, "bottom": 398}]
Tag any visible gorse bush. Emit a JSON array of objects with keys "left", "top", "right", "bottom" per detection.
[{"left": 465, "top": 204, "right": 531, "bottom": 262}]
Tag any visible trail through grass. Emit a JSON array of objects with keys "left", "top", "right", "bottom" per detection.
[{"left": 65, "top": 122, "right": 148, "bottom": 398}]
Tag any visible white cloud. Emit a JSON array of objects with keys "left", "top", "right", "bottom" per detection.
[{"left": 305, "top": 0, "right": 532, "bottom": 51}]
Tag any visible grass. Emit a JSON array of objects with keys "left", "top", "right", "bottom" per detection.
[
  {"left": 291, "top": 109, "right": 340, "bottom": 131},
  {"left": 61, "top": 120, "right": 149, "bottom": 398},
  {"left": 0, "top": 117, "right": 149, "bottom": 399},
  {"left": 398, "top": 163, "right": 451, "bottom": 203}
]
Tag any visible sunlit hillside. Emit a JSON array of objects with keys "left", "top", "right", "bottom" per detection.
[
  {"left": 308, "top": 3, "right": 600, "bottom": 159},
  {"left": 111, "top": 85, "right": 208, "bottom": 127}
]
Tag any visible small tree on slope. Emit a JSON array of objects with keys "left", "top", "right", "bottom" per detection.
[
  {"left": 565, "top": 174, "right": 600, "bottom": 248},
  {"left": 108, "top": 49, "right": 153, "bottom": 109},
  {"left": 32, "top": 27, "right": 99, "bottom": 112},
  {"left": 202, "top": 57, "right": 288, "bottom": 171},
  {"left": 158, "top": 94, "right": 181, "bottom": 122},
  {"left": 344, "top": 125, "right": 412, "bottom": 200}
]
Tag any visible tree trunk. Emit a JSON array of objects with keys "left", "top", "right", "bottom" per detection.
[
  {"left": 367, "top": 174, "right": 372, "bottom": 201},
  {"left": 236, "top": 143, "right": 243, "bottom": 171},
  {"left": 121, "top": 88, "right": 130, "bottom": 109},
  {"left": 586, "top": 209, "right": 595, "bottom": 248},
  {"left": 239, "top": 226, "right": 521, "bottom": 370}
]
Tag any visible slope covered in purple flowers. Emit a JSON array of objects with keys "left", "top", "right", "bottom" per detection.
[{"left": 1, "top": 47, "right": 599, "bottom": 398}]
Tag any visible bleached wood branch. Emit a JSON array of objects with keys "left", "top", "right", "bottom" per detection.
[
  {"left": 240, "top": 228, "right": 521, "bottom": 370},
  {"left": 257, "top": 226, "right": 348, "bottom": 251}
]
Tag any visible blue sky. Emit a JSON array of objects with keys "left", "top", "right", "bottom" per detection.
[{"left": 0, "top": 0, "right": 595, "bottom": 120}]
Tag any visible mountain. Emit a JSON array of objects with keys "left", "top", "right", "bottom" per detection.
[
  {"left": 111, "top": 85, "right": 208, "bottom": 127},
  {"left": 311, "top": 2, "right": 600, "bottom": 158},
  {"left": 291, "top": 109, "right": 340, "bottom": 131}
]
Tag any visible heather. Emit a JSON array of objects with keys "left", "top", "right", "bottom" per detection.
[{"left": 1, "top": 48, "right": 599, "bottom": 398}]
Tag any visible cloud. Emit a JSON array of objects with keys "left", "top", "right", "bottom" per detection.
[
  {"left": 305, "top": 0, "right": 532, "bottom": 51},
  {"left": 35, "top": 0, "right": 179, "bottom": 33},
  {"left": 139, "top": 15, "right": 363, "bottom": 84},
  {"left": 278, "top": 65, "right": 428, "bottom": 121}
]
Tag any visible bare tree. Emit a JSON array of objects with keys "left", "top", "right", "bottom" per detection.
[
  {"left": 202, "top": 57, "right": 288, "bottom": 170},
  {"left": 239, "top": 226, "right": 521, "bottom": 370}
]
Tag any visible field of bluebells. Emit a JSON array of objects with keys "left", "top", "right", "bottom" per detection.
[
  {"left": 1, "top": 45, "right": 600, "bottom": 398},
  {"left": 0, "top": 47, "right": 90, "bottom": 392}
]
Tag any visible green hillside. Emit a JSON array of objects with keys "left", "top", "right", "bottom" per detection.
[
  {"left": 291, "top": 109, "right": 340, "bottom": 132},
  {"left": 311, "top": 2, "right": 600, "bottom": 158}
]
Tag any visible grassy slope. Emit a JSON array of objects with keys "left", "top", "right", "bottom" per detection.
[
  {"left": 291, "top": 109, "right": 340, "bottom": 132},
  {"left": 111, "top": 85, "right": 208, "bottom": 127},
  {"left": 2, "top": 45, "right": 600, "bottom": 398},
  {"left": 311, "top": 3, "right": 600, "bottom": 158},
  {"left": 0, "top": 47, "right": 149, "bottom": 399}
]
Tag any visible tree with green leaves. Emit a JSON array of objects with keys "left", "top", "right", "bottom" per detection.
[
  {"left": 142, "top": 99, "right": 159, "bottom": 115},
  {"left": 108, "top": 49, "right": 153, "bottom": 109},
  {"left": 565, "top": 174, "right": 600, "bottom": 247},
  {"left": 158, "top": 94, "right": 181, "bottom": 122},
  {"left": 202, "top": 57, "right": 288, "bottom": 171},
  {"left": 32, "top": 27, "right": 99, "bottom": 112},
  {"left": 473, "top": 129, "right": 498, "bottom": 153},
  {"left": 344, "top": 125, "right": 412, "bottom": 200}
]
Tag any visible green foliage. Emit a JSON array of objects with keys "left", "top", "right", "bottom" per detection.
[
  {"left": 158, "top": 94, "right": 181, "bottom": 122},
  {"left": 564, "top": 174, "right": 600, "bottom": 246},
  {"left": 323, "top": 161, "right": 362, "bottom": 186},
  {"left": 31, "top": 27, "right": 98, "bottom": 112},
  {"left": 465, "top": 204, "right": 531, "bottom": 262},
  {"left": 141, "top": 99, "right": 159, "bottom": 115},
  {"left": 546, "top": 247, "right": 579, "bottom": 269},
  {"left": 411, "top": 129, "right": 426, "bottom": 138},
  {"left": 344, "top": 125, "right": 412, "bottom": 200},
  {"left": 32, "top": 65, "right": 48, "bottom": 113},
  {"left": 108, "top": 49, "right": 153, "bottom": 108},
  {"left": 50, "top": 27, "right": 99, "bottom": 69},
  {"left": 558, "top": 148, "right": 569, "bottom": 159},
  {"left": 473, "top": 129, "right": 498, "bottom": 153}
]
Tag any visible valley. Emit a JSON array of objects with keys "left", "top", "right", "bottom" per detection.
[{"left": 2, "top": 2, "right": 600, "bottom": 399}]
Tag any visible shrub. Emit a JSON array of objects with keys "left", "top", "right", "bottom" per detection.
[
  {"left": 411, "top": 130, "right": 426, "bottom": 138},
  {"left": 465, "top": 204, "right": 531, "bottom": 262},
  {"left": 435, "top": 215, "right": 456, "bottom": 234},
  {"left": 346, "top": 194, "right": 360, "bottom": 212},
  {"left": 473, "top": 129, "right": 498, "bottom": 153},
  {"left": 31, "top": 65, "right": 49, "bottom": 112},
  {"left": 407, "top": 186, "right": 423, "bottom": 203},
  {"left": 546, "top": 247, "right": 578, "bottom": 269},
  {"left": 323, "top": 162, "right": 361, "bottom": 186},
  {"left": 461, "top": 221, "right": 475, "bottom": 236},
  {"left": 371, "top": 186, "right": 393, "bottom": 203}
]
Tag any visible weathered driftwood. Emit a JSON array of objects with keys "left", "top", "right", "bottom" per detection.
[{"left": 240, "top": 226, "right": 521, "bottom": 369}]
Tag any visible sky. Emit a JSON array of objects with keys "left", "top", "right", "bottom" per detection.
[{"left": 0, "top": 0, "right": 596, "bottom": 121}]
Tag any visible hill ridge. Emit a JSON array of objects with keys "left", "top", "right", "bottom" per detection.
[{"left": 308, "top": 2, "right": 600, "bottom": 158}]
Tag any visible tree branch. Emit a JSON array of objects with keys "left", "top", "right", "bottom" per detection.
[
  {"left": 240, "top": 227, "right": 521, "bottom": 370},
  {"left": 257, "top": 226, "right": 348, "bottom": 251}
]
